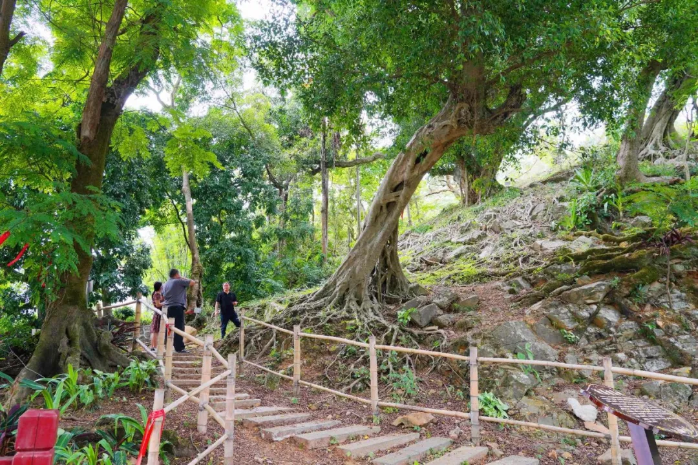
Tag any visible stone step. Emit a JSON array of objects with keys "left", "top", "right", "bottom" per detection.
[
  {"left": 294, "top": 425, "right": 381, "bottom": 450},
  {"left": 216, "top": 406, "right": 293, "bottom": 420},
  {"left": 212, "top": 398, "right": 261, "bottom": 409},
  {"left": 338, "top": 433, "right": 420, "bottom": 459},
  {"left": 373, "top": 437, "right": 452, "bottom": 465},
  {"left": 173, "top": 360, "right": 201, "bottom": 365},
  {"left": 260, "top": 420, "right": 342, "bottom": 442},
  {"left": 243, "top": 413, "right": 313, "bottom": 428},
  {"left": 486, "top": 457, "right": 539, "bottom": 465},
  {"left": 423, "top": 445, "right": 489, "bottom": 464}
]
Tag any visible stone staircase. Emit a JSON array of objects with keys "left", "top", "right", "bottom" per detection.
[{"left": 171, "top": 351, "right": 539, "bottom": 464}]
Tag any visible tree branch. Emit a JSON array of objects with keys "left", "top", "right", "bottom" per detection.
[{"left": 307, "top": 152, "right": 384, "bottom": 175}]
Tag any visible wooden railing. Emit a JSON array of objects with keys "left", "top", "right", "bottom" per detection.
[{"left": 236, "top": 308, "right": 698, "bottom": 465}]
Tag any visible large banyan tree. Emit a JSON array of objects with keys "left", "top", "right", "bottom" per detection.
[{"left": 248, "top": 0, "right": 627, "bottom": 339}]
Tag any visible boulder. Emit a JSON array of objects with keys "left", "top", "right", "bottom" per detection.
[
  {"left": 568, "top": 236, "right": 602, "bottom": 253},
  {"left": 490, "top": 321, "right": 559, "bottom": 361},
  {"left": 533, "top": 318, "right": 565, "bottom": 345},
  {"left": 532, "top": 239, "right": 568, "bottom": 254},
  {"left": 559, "top": 281, "right": 611, "bottom": 304},
  {"left": 433, "top": 314, "right": 458, "bottom": 328},
  {"left": 408, "top": 283, "right": 429, "bottom": 296},
  {"left": 400, "top": 297, "right": 429, "bottom": 313},
  {"left": 453, "top": 229, "right": 487, "bottom": 244},
  {"left": 640, "top": 381, "right": 662, "bottom": 398},
  {"left": 455, "top": 316, "right": 480, "bottom": 331},
  {"left": 479, "top": 243, "right": 496, "bottom": 259},
  {"left": 530, "top": 203, "right": 546, "bottom": 220},
  {"left": 392, "top": 412, "right": 434, "bottom": 427},
  {"left": 515, "top": 397, "right": 576, "bottom": 429},
  {"left": 546, "top": 305, "right": 582, "bottom": 331},
  {"left": 567, "top": 398, "right": 598, "bottom": 422},
  {"left": 433, "top": 289, "right": 459, "bottom": 310},
  {"left": 592, "top": 305, "right": 621, "bottom": 329},
  {"left": 459, "top": 294, "right": 480, "bottom": 308},
  {"left": 445, "top": 245, "right": 471, "bottom": 262},
  {"left": 659, "top": 382, "right": 692, "bottom": 409},
  {"left": 597, "top": 448, "right": 637, "bottom": 465},
  {"left": 410, "top": 303, "right": 442, "bottom": 328},
  {"left": 544, "top": 263, "right": 577, "bottom": 278},
  {"left": 185, "top": 325, "right": 198, "bottom": 337},
  {"left": 499, "top": 371, "right": 539, "bottom": 403},
  {"left": 630, "top": 215, "right": 653, "bottom": 228}
]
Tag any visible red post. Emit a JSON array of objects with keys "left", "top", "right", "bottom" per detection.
[{"left": 5, "top": 409, "right": 59, "bottom": 465}]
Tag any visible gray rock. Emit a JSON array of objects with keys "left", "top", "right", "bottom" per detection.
[
  {"left": 559, "top": 281, "right": 611, "bottom": 305},
  {"left": 532, "top": 239, "right": 568, "bottom": 254},
  {"left": 410, "top": 303, "right": 442, "bottom": 328},
  {"left": 642, "top": 357, "right": 673, "bottom": 372},
  {"left": 640, "top": 381, "right": 663, "bottom": 398},
  {"left": 445, "top": 245, "right": 471, "bottom": 262},
  {"left": 661, "top": 335, "right": 698, "bottom": 365},
  {"left": 564, "top": 353, "right": 578, "bottom": 365},
  {"left": 567, "top": 398, "right": 598, "bottom": 422},
  {"left": 490, "top": 321, "right": 559, "bottom": 361},
  {"left": 660, "top": 383, "right": 692, "bottom": 409},
  {"left": 546, "top": 305, "right": 582, "bottom": 331},
  {"left": 655, "top": 288, "right": 695, "bottom": 311},
  {"left": 408, "top": 283, "right": 429, "bottom": 296},
  {"left": 479, "top": 243, "right": 496, "bottom": 259},
  {"left": 530, "top": 203, "right": 546, "bottom": 220},
  {"left": 453, "top": 229, "right": 486, "bottom": 244},
  {"left": 569, "top": 236, "right": 600, "bottom": 253},
  {"left": 504, "top": 277, "right": 531, "bottom": 294},
  {"left": 544, "top": 263, "right": 577, "bottom": 278},
  {"left": 432, "top": 314, "right": 458, "bottom": 328},
  {"left": 533, "top": 317, "right": 565, "bottom": 345},
  {"left": 500, "top": 220, "right": 518, "bottom": 231},
  {"left": 515, "top": 397, "right": 576, "bottom": 429},
  {"left": 592, "top": 305, "right": 621, "bottom": 329},
  {"left": 618, "top": 321, "right": 640, "bottom": 336},
  {"left": 400, "top": 297, "right": 428, "bottom": 312},
  {"left": 459, "top": 294, "right": 480, "bottom": 307},
  {"left": 499, "top": 371, "right": 539, "bottom": 403},
  {"left": 433, "top": 289, "right": 459, "bottom": 310},
  {"left": 597, "top": 448, "right": 637, "bottom": 465},
  {"left": 630, "top": 215, "right": 653, "bottom": 228}
]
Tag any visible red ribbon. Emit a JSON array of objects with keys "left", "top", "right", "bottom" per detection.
[
  {"left": 0, "top": 231, "right": 9, "bottom": 247},
  {"left": 165, "top": 323, "right": 173, "bottom": 335},
  {"left": 136, "top": 409, "right": 166, "bottom": 465},
  {"left": 7, "top": 243, "right": 29, "bottom": 267}
]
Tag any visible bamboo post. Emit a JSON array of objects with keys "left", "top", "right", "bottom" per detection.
[
  {"left": 224, "top": 353, "right": 236, "bottom": 465},
  {"left": 369, "top": 335, "right": 379, "bottom": 417},
  {"left": 146, "top": 389, "right": 165, "bottom": 465},
  {"left": 197, "top": 335, "right": 213, "bottom": 433},
  {"left": 604, "top": 357, "right": 622, "bottom": 465},
  {"left": 238, "top": 309, "right": 245, "bottom": 372},
  {"left": 293, "top": 325, "right": 301, "bottom": 397},
  {"left": 96, "top": 302, "right": 103, "bottom": 318},
  {"left": 157, "top": 307, "right": 167, "bottom": 361},
  {"left": 470, "top": 346, "right": 480, "bottom": 446},
  {"left": 133, "top": 292, "right": 142, "bottom": 352},
  {"left": 164, "top": 317, "right": 175, "bottom": 401}
]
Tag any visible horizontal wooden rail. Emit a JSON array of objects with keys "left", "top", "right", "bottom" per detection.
[
  {"left": 243, "top": 360, "right": 293, "bottom": 381},
  {"left": 375, "top": 344, "right": 470, "bottom": 362},
  {"left": 211, "top": 346, "right": 229, "bottom": 368},
  {"left": 170, "top": 326, "right": 205, "bottom": 347},
  {"left": 101, "top": 300, "right": 137, "bottom": 311},
  {"left": 135, "top": 338, "right": 156, "bottom": 357},
  {"left": 611, "top": 367, "right": 698, "bottom": 386},
  {"left": 138, "top": 299, "right": 164, "bottom": 317},
  {"left": 300, "top": 332, "right": 369, "bottom": 348},
  {"left": 479, "top": 357, "right": 604, "bottom": 372},
  {"left": 242, "top": 315, "right": 293, "bottom": 335},
  {"left": 165, "top": 369, "right": 231, "bottom": 413}
]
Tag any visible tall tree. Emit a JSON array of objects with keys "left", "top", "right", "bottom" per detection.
[
  {"left": 252, "top": 0, "right": 622, "bottom": 326},
  {"left": 0, "top": 0, "right": 25, "bottom": 76}
]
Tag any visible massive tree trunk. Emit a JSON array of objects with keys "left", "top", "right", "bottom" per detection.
[
  {"left": 182, "top": 169, "right": 203, "bottom": 313},
  {"left": 8, "top": 0, "right": 160, "bottom": 403},
  {"left": 617, "top": 60, "right": 663, "bottom": 183},
  {"left": 293, "top": 87, "right": 524, "bottom": 314},
  {"left": 639, "top": 73, "right": 690, "bottom": 160},
  {"left": 0, "top": 0, "right": 24, "bottom": 76}
]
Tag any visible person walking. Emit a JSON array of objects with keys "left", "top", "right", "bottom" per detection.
[
  {"left": 162, "top": 268, "right": 196, "bottom": 353},
  {"left": 149, "top": 281, "right": 164, "bottom": 351},
  {"left": 214, "top": 282, "right": 240, "bottom": 339}
]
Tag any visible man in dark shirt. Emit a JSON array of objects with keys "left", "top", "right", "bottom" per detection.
[
  {"left": 215, "top": 282, "right": 241, "bottom": 339},
  {"left": 162, "top": 268, "right": 196, "bottom": 353}
]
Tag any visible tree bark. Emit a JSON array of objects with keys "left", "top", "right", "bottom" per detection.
[
  {"left": 8, "top": 2, "right": 162, "bottom": 403},
  {"left": 355, "top": 164, "right": 361, "bottom": 236},
  {"left": 320, "top": 118, "right": 328, "bottom": 261},
  {"left": 182, "top": 168, "right": 203, "bottom": 313},
  {"left": 296, "top": 88, "right": 524, "bottom": 311},
  {"left": 639, "top": 73, "right": 690, "bottom": 160},
  {"left": 617, "top": 60, "right": 663, "bottom": 183},
  {"left": 0, "top": 0, "right": 25, "bottom": 76}
]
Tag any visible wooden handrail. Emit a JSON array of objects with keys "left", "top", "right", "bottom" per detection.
[
  {"left": 138, "top": 299, "right": 165, "bottom": 317},
  {"left": 242, "top": 315, "right": 293, "bottom": 335},
  {"left": 167, "top": 382, "right": 226, "bottom": 428},
  {"left": 170, "top": 326, "right": 205, "bottom": 347},
  {"left": 101, "top": 300, "right": 137, "bottom": 311},
  {"left": 165, "top": 369, "right": 231, "bottom": 413}
]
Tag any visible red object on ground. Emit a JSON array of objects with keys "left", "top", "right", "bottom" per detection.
[
  {"left": 7, "top": 243, "right": 29, "bottom": 267},
  {"left": 135, "top": 410, "right": 166, "bottom": 465},
  {"left": 0, "top": 410, "right": 58, "bottom": 465},
  {"left": 0, "top": 231, "right": 9, "bottom": 246}
]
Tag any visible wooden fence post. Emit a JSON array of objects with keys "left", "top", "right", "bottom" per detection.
[
  {"left": 603, "top": 357, "right": 622, "bottom": 465},
  {"left": 293, "top": 325, "right": 301, "bottom": 397},
  {"left": 96, "top": 302, "right": 102, "bottom": 318},
  {"left": 164, "top": 317, "right": 175, "bottom": 402},
  {"left": 239, "top": 309, "right": 245, "bottom": 372},
  {"left": 133, "top": 293, "right": 142, "bottom": 352},
  {"left": 146, "top": 389, "right": 165, "bottom": 465},
  {"left": 469, "top": 346, "right": 480, "bottom": 446},
  {"left": 369, "top": 335, "right": 379, "bottom": 418},
  {"left": 224, "top": 354, "right": 236, "bottom": 465},
  {"left": 156, "top": 307, "right": 167, "bottom": 361},
  {"left": 197, "top": 335, "right": 213, "bottom": 433}
]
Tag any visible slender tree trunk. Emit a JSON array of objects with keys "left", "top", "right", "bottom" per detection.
[
  {"left": 406, "top": 202, "right": 412, "bottom": 226},
  {"left": 456, "top": 157, "right": 468, "bottom": 205},
  {"left": 320, "top": 118, "right": 328, "bottom": 261},
  {"left": 8, "top": 1, "right": 161, "bottom": 404},
  {"left": 278, "top": 186, "right": 289, "bottom": 254},
  {"left": 0, "top": 0, "right": 24, "bottom": 76},
  {"left": 355, "top": 164, "right": 361, "bottom": 236},
  {"left": 639, "top": 73, "right": 690, "bottom": 159},
  {"left": 681, "top": 97, "right": 696, "bottom": 182},
  {"left": 182, "top": 168, "right": 203, "bottom": 313},
  {"left": 617, "top": 60, "right": 663, "bottom": 183}
]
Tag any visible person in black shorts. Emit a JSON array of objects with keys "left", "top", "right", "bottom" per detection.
[{"left": 214, "top": 282, "right": 241, "bottom": 339}]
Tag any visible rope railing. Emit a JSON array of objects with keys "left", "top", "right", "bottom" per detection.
[{"left": 238, "top": 312, "right": 698, "bottom": 456}]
